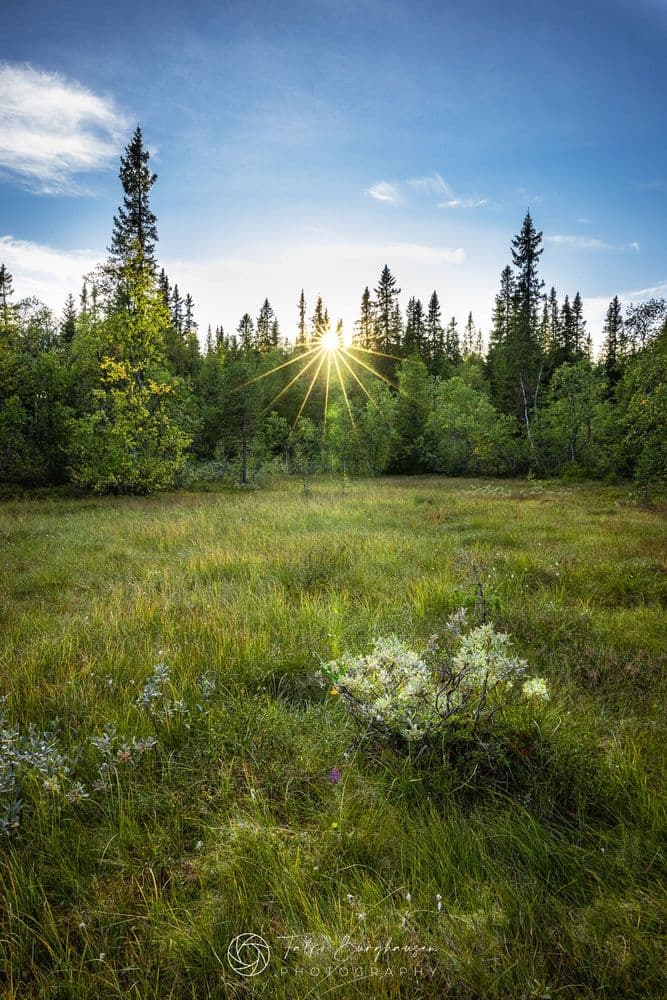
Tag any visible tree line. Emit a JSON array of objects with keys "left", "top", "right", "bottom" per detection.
[{"left": 0, "top": 127, "right": 665, "bottom": 495}]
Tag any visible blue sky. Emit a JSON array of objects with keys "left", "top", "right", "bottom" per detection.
[{"left": 1, "top": 0, "right": 665, "bottom": 346}]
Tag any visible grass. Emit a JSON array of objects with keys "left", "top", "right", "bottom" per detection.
[{"left": 0, "top": 476, "right": 665, "bottom": 998}]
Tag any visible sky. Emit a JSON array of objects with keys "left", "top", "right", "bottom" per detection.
[{"left": 1, "top": 0, "right": 666, "bottom": 349}]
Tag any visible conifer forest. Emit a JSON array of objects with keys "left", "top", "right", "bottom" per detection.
[{"left": 1, "top": 126, "right": 665, "bottom": 497}]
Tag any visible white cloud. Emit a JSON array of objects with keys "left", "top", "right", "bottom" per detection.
[
  {"left": 439, "top": 197, "right": 488, "bottom": 209},
  {"left": 0, "top": 63, "right": 129, "bottom": 194},
  {"left": 546, "top": 234, "right": 639, "bottom": 252},
  {"left": 368, "top": 171, "right": 488, "bottom": 211},
  {"left": 366, "top": 181, "right": 400, "bottom": 204},
  {"left": 0, "top": 235, "right": 100, "bottom": 306}
]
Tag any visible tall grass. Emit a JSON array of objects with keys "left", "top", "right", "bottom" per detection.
[{"left": 0, "top": 477, "right": 664, "bottom": 998}]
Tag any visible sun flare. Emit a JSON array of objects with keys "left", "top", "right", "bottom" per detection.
[{"left": 320, "top": 330, "right": 340, "bottom": 352}]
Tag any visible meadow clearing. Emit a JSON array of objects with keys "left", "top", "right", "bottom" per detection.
[{"left": 0, "top": 476, "right": 665, "bottom": 999}]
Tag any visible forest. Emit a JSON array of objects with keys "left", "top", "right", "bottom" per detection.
[{"left": 1, "top": 125, "right": 665, "bottom": 497}]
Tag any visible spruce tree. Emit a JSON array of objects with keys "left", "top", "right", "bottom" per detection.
[
  {"left": 257, "top": 299, "right": 275, "bottom": 352},
  {"left": 310, "top": 297, "right": 327, "bottom": 342},
  {"left": 373, "top": 265, "right": 401, "bottom": 351},
  {"left": 237, "top": 313, "right": 255, "bottom": 352},
  {"left": 405, "top": 297, "right": 425, "bottom": 355},
  {"left": 109, "top": 126, "right": 158, "bottom": 274},
  {"left": 504, "top": 212, "right": 546, "bottom": 433},
  {"left": 445, "top": 317, "right": 461, "bottom": 366},
  {"left": 572, "top": 292, "right": 586, "bottom": 356},
  {"left": 425, "top": 291, "right": 443, "bottom": 367},
  {"left": 0, "top": 264, "right": 18, "bottom": 342},
  {"left": 61, "top": 294, "right": 77, "bottom": 345},
  {"left": 601, "top": 295, "right": 624, "bottom": 389},
  {"left": 547, "top": 286, "right": 560, "bottom": 352},
  {"left": 296, "top": 290, "right": 307, "bottom": 349},
  {"left": 354, "top": 287, "right": 375, "bottom": 348},
  {"left": 463, "top": 312, "right": 476, "bottom": 357}
]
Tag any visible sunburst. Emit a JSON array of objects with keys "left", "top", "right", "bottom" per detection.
[{"left": 237, "top": 332, "right": 403, "bottom": 429}]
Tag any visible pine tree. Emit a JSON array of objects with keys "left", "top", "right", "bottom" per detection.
[
  {"left": 511, "top": 211, "right": 544, "bottom": 328},
  {"left": 109, "top": 126, "right": 158, "bottom": 274},
  {"left": 504, "top": 212, "right": 546, "bottom": 433},
  {"left": 61, "top": 294, "right": 77, "bottom": 345},
  {"left": 296, "top": 290, "right": 307, "bottom": 349},
  {"left": 445, "top": 317, "right": 461, "bottom": 366},
  {"left": 547, "top": 286, "right": 560, "bottom": 352},
  {"left": 373, "top": 265, "right": 401, "bottom": 351},
  {"left": 237, "top": 313, "right": 255, "bottom": 352},
  {"left": 354, "top": 287, "right": 375, "bottom": 348},
  {"left": 463, "top": 312, "right": 476, "bottom": 357},
  {"left": 390, "top": 301, "right": 404, "bottom": 351},
  {"left": 601, "top": 295, "right": 624, "bottom": 389},
  {"left": 257, "top": 299, "right": 275, "bottom": 352},
  {"left": 158, "top": 269, "right": 170, "bottom": 307},
  {"left": 171, "top": 285, "right": 183, "bottom": 334},
  {"left": 310, "top": 296, "right": 327, "bottom": 343},
  {"left": 560, "top": 295, "right": 575, "bottom": 362},
  {"left": 425, "top": 291, "right": 443, "bottom": 366},
  {"left": 0, "top": 264, "right": 17, "bottom": 340},
  {"left": 572, "top": 292, "right": 586, "bottom": 356},
  {"left": 405, "top": 297, "right": 425, "bottom": 354}
]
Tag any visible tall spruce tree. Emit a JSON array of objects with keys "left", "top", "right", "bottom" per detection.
[
  {"left": 503, "top": 212, "right": 546, "bottom": 438},
  {"left": 109, "top": 126, "right": 158, "bottom": 274},
  {"left": 572, "top": 292, "right": 586, "bottom": 356},
  {"left": 296, "top": 290, "right": 307, "bottom": 349},
  {"left": 425, "top": 291, "right": 443, "bottom": 367}
]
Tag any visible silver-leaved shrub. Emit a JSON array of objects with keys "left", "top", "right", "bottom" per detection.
[{"left": 324, "top": 610, "right": 549, "bottom": 745}]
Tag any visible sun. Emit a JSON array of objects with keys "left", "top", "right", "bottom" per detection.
[
  {"left": 320, "top": 329, "right": 339, "bottom": 352},
  {"left": 237, "top": 329, "right": 403, "bottom": 432}
]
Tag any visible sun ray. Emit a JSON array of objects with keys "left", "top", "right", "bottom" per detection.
[
  {"left": 342, "top": 348, "right": 432, "bottom": 411},
  {"left": 323, "top": 352, "right": 332, "bottom": 430},
  {"left": 332, "top": 350, "right": 357, "bottom": 433},
  {"left": 262, "top": 350, "right": 323, "bottom": 412},
  {"left": 340, "top": 348, "right": 399, "bottom": 392},
  {"left": 346, "top": 343, "right": 402, "bottom": 361},
  {"left": 294, "top": 351, "right": 327, "bottom": 425},
  {"left": 336, "top": 349, "right": 379, "bottom": 408},
  {"left": 238, "top": 346, "right": 320, "bottom": 390}
]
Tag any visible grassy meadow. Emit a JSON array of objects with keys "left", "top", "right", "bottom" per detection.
[{"left": 0, "top": 476, "right": 665, "bottom": 999}]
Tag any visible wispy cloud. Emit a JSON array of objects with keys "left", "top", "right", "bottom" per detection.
[
  {"left": 546, "top": 234, "right": 640, "bottom": 252},
  {"left": 366, "top": 180, "right": 400, "bottom": 204},
  {"left": 0, "top": 63, "right": 130, "bottom": 194},
  {"left": 439, "top": 197, "right": 488, "bottom": 209},
  {"left": 407, "top": 172, "right": 453, "bottom": 198},
  {"left": 367, "top": 171, "right": 487, "bottom": 209}
]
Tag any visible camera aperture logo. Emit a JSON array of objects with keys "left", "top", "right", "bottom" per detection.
[{"left": 227, "top": 933, "right": 271, "bottom": 977}]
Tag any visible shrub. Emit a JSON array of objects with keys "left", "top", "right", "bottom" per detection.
[{"left": 324, "top": 610, "right": 549, "bottom": 749}]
